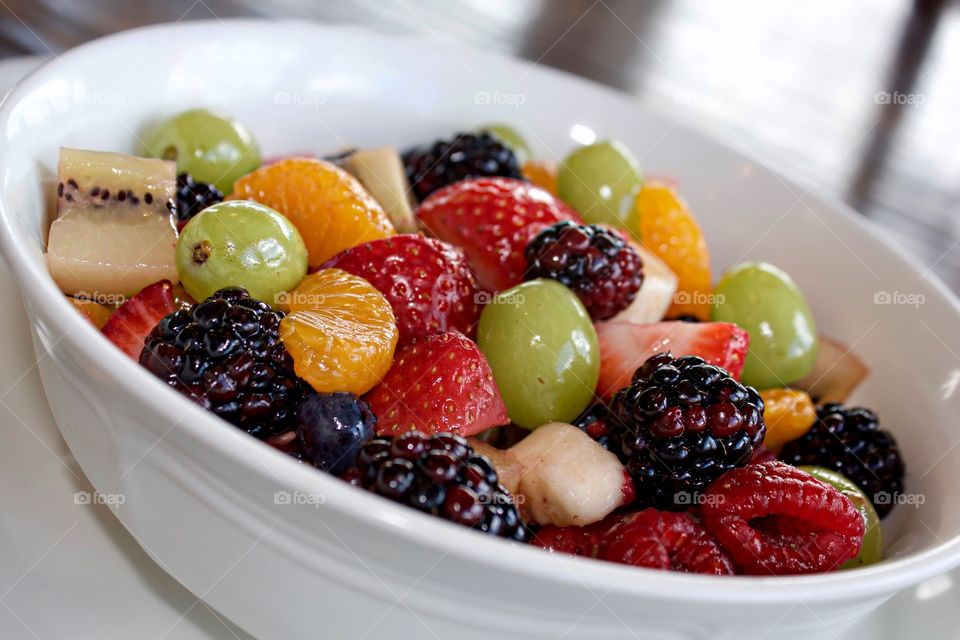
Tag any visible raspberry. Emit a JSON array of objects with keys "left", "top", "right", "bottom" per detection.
[
  {"left": 607, "top": 353, "right": 765, "bottom": 509},
  {"left": 139, "top": 287, "right": 306, "bottom": 439},
  {"left": 403, "top": 132, "right": 522, "bottom": 201},
  {"left": 598, "top": 510, "right": 734, "bottom": 575},
  {"left": 701, "top": 461, "right": 865, "bottom": 575},
  {"left": 533, "top": 522, "right": 604, "bottom": 557},
  {"left": 354, "top": 431, "right": 528, "bottom": 541},
  {"left": 175, "top": 172, "right": 223, "bottom": 229},
  {"left": 779, "top": 403, "right": 904, "bottom": 518},
  {"left": 524, "top": 221, "right": 644, "bottom": 320}
]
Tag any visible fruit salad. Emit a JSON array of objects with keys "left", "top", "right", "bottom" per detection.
[{"left": 49, "top": 109, "right": 905, "bottom": 577}]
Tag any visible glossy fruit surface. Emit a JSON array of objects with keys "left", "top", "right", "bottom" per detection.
[
  {"left": 101, "top": 280, "right": 176, "bottom": 359},
  {"left": 477, "top": 279, "right": 599, "bottom": 429},
  {"left": 176, "top": 201, "right": 307, "bottom": 305},
  {"left": 633, "top": 182, "right": 712, "bottom": 320},
  {"left": 297, "top": 392, "right": 376, "bottom": 475},
  {"left": 365, "top": 331, "right": 509, "bottom": 437},
  {"left": 524, "top": 221, "right": 644, "bottom": 321},
  {"left": 598, "top": 510, "right": 735, "bottom": 575},
  {"left": 701, "top": 461, "right": 864, "bottom": 575},
  {"left": 799, "top": 466, "right": 884, "bottom": 570},
  {"left": 322, "top": 235, "right": 480, "bottom": 346},
  {"left": 69, "top": 297, "right": 113, "bottom": 328},
  {"left": 794, "top": 335, "right": 869, "bottom": 404},
  {"left": 49, "top": 148, "right": 178, "bottom": 298},
  {"left": 507, "top": 422, "right": 630, "bottom": 526},
  {"left": 779, "top": 403, "right": 904, "bottom": 519},
  {"left": 607, "top": 352, "right": 765, "bottom": 508},
  {"left": 595, "top": 320, "right": 749, "bottom": 398},
  {"left": 231, "top": 158, "right": 395, "bottom": 268},
  {"left": 139, "top": 287, "right": 306, "bottom": 439},
  {"left": 522, "top": 160, "right": 558, "bottom": 195},
  {"left": 417, "top": 177, "right": 581, "bottom": 292},
  {"left": 142, "top": 108, "right": 260, "bottom": 194},
  {"left": 279, "top": 269, "right": 398, "bottom": 395},
  {"left": 557, "top": 140, "right": 643, "bottom": 227},
  {"left": 352, "top": 432, "right": 528, "bottom": 540},
  {"left": 478, "top": 124, "right": 531, "bottom": 165},
  {"left": 760, "top": 388, "right": 817, "bottom": 453},
  {"left": 403, "top": 132, "right": 522, "bottom": 201},
  {"left": 712, "top": 262, "right": 818, "bottom": 389},
  {"left": 176, "top": 172, "right": 224, "bottom": 229}
]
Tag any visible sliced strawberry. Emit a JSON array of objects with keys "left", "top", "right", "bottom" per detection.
[
  {"left": 596, "top": 320, "right": 749, "bottom": 398},
  {"left": 321, "top": 234, "right": 480, "bottom": 346},
  {"left": 417, "top": 177, "right": 581, "bottom": 292},
  {"left": 101, "top": 280, "right": 176, "bottom": 359},
  {"left": 364, "top": 331, "right": 509, "bottom": 437}
]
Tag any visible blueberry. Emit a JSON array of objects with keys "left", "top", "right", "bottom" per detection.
[{"left": 296, "top": 392, "right": 376, "bottom": 475}]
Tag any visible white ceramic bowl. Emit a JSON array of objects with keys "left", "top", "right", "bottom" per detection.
[{"left": 2, "top": 20, "right": 959, "bottom": 640}]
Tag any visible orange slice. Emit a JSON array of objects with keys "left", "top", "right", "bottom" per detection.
[
  {"left": 633, "top": 182, "right": 712, "bottom": 320},
  {"left": 279, "top": 268, "right": 398, "bottom": 395},
  {"left": 68, "top": 297, "right": 113, "bottom": 328},
  {"left": 522, "top": 160, "right": 558, "bottom": 195},
  {"left": 231, "top": 158, "right": 395, "bottom": 267},
  {"left": 760, "top": 389, "right": 817, "bottom": 454}
]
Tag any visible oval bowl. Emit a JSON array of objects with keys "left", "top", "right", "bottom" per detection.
[{"left": 1, "top": 19, "right": 959, "bottom": 639}]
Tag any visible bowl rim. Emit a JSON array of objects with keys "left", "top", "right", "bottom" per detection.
[{"left": 1, "top": 18, "right": 959, "bottom": 605}]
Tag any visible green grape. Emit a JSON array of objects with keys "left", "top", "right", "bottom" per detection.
[
  {"left": 799, "top": 466, "right": 884, "bottom": 569},
  {"left": 557, "top": 140, "right": 643, "bottom": 227},
  {"left": 143, "top": 109, "right": 260, "bottom": 194},
  {"left": 176, "top": 201, "right": 307, "bottom": 305},
  {"left": 712, "top": 262, "right": 817, "bottom": 389},
  {"left": 477, "top": 279, "right": 599, "bottom": 429},
  {"left": 478, "top": 124, "right": 531, "bottom": 165}
]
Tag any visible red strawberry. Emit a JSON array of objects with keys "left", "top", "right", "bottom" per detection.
[
  {"left": 321, "top": 234, "right": 480, "bottom": 346},
  {"left": 417, "top": 177, "right": 582, "bottom": 292},
  {"left": 101, "top": 280, "right": 176, "bottom": 359},
  {"left": 364, "top": 331, "right": 509, "bottom": 437},
  {"left": 596, "top": 320, "right": 749, "bottom": 398}
]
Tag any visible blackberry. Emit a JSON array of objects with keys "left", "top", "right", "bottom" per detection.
[
  {"left": 779, "top": 403, "right": 904, "bottom": 518},
  {"left": 176, "top": 172, "right": 223, "bottom": 226},
  {"left": 353, "top": 431, "right": 528, "bottom": 541},
  {"left": 607, "top": 353, "right": 765, "bottom": 509},
  {"left": 403, "top": 132, "right": 522, "bottom": 201},
  {"left": 139, "top": 287, "right": 306, "bottom": 439},
  {"left": 296, "top": 392, "right": 376, "bottom": 475},
  {"left": 572, "top": 403, "right": 611, "bottom": 449},
  {"left": 524, "top": 221, "right": 644, "bottom": 320}
]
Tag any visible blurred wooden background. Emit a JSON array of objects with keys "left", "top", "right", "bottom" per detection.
[{"left": 1, "top": 0, "right": 957, "bottom": 291}]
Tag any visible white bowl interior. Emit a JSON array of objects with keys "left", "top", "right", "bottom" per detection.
[{"left": 1, "top": 19, "right": 959, "bottom": 600}]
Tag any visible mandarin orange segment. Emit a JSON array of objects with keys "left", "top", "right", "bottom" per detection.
[
  {"left": 68, "top": 297, "right": 113, "bottom": 328},
  {"left": 230, "top": 158, "right": 395, "bottom": 267},
  {"left": 633, "top": 182, "right": 712, "bottom": 320},
  {"left": 522, "top": 160, "right": 558, "bottom": 195},
  {"left": 279, "top": 268, "right": 398, "bottom": 395},
  {"left": 760, "top": 388, "right": 817, "bottom": 454}
]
